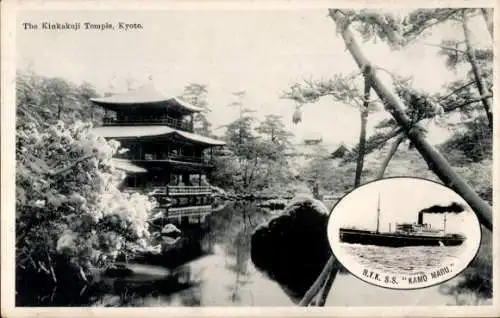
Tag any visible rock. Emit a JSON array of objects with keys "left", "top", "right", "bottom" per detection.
[
  {"left": 257, "top": 199, "right": 288, "bottom": 210},
  {"left": 161, "top": 224, "right": 182, "bottom": 238},
  {"left": 251, "top": 196, "right": 331, "bottom": 302},
  {"left": 103, "top": 264, "right": 134, "bottom": 278}
]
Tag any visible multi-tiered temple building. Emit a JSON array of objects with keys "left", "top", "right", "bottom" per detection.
[{"left": 91, "top": 84, "right": 225, "bottom": 226}]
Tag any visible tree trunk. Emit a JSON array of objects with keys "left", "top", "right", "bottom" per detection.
[
  {"left": 462, "top": 10, "right": 493, "bottom": 129},
  {"left": 328, "top": 8, "right": 492, "bottom": 231},
  {"left": 354, "top": 79, "right": 370, "bottom": 187},
  {"left": 377, "top": 134, "right": 404, "bottom": 179},
  {"left": 57, "top": 96, "right": 63, "bottom": 120},
  {"left": 299, "top": 256, "right": 339, "bottom": 306},
  {"left": 312, "top": 265, "right": 338, "bottom": 306},
  {"left": 480, "top": 8, "right": 494, "bottom": 39}
]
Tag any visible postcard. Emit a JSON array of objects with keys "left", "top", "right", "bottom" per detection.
[{"left": 1, "top": 0, "right": 498, "bottom": 317}]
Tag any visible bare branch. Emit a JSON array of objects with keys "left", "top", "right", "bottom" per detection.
[{"left": 443, "top": 94, "right": 493, "bottom": 113}]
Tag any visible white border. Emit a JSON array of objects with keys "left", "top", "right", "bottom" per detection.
[{"left": 2, "top": 0, "right": 499, "bottom": 317}]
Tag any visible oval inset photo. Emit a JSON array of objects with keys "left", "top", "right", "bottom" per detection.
[{"left": 327, "top": 177, "right": 481, "bottom": 290}]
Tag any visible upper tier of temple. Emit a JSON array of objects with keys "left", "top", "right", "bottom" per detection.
[
  {"left": 90, "top": 83, "right": 226, "bottom": 147},
  {"left": 90, "top": 84, "right": 203, "bottom": 115}
]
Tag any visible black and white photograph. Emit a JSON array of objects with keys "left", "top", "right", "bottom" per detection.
[
  {"left": 1, "top": 1, "right": 497, "bottom": 316},
  {"left": 327, "top": 177, "right": 481, "bottom": 290}
]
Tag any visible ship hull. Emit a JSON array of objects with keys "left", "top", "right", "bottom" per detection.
[{"left": 339, "top": 229, "right": 464, "bottom": 247}]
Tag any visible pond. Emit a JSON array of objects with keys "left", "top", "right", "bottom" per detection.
[
  {"left": 16, "top": 201, "right": 297, "bottom": 307},
  {"left": 16, "top": 201, "right": 490, "bottom": 307}
]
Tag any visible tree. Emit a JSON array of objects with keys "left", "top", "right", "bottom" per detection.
[
  {"left": 16, "top": 121, "right": 157, "bottom": 284},
  {"left": 461, "top": 10, "right": 493, "bottom": 129},
  {"left": 283, "top": 75, "right": 380, "bottom": 188},
  {"left": 180, "top": 83, "right": 213, "bottom": 136},
  {"left": 255, "top": 115, "right": 294, "bottom": 187},
  {"left": 16, "top": 71, "right": 104, "bottom": 127},
  {"left": 77, "top": 82, "right": 103, "bottom": 125},
  {"left": 41, "top": 77, "right": 78, "bottom": 121},
  {"left": 212, "top": 108, "right": 295, "bottom": 194}
]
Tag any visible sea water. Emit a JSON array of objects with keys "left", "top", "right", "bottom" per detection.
[{"left": 340, "top": 243, "right": 463, "bottom": 275}]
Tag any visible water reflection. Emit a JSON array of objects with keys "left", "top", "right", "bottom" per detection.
[{"left": 16, "top": 201, "right": 295, "bottom": 307}]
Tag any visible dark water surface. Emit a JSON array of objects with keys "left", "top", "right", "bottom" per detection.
[{"left": 16, "top": 202, "right": 297, "bottom": 307}]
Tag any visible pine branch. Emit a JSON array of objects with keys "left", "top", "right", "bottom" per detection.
[
  {"left": 438, "top": 80, "right": 476, "bottom": 102},
  {"left": 443, "top": 94, "right": 493, "bottom": 113},
  {"left": 402, "top": 9, "right": 461, "bottom": 44},
  {"left": 343, "top": 128, "right": 403, "bottom": 163}
]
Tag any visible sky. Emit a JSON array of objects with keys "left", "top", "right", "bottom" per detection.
[{"left": 16, "top": 8, "right": 492, "bottom": 148}]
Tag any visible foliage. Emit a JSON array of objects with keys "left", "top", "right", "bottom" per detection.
[
  {"left": 211, "top": 112, "right": 295, "bottom": 193},
  {"left": 401, "top": 9, "right": 464, "bottom": 43},
  {"left": 440, "top": 116, "right": 492, "bottom": 164},
  {"left": 16, "top": 71, "right": 103, "bottom": 127},
  {"left": 180, "top": 83, "right": 213, "bottom": 136},
  {"left": 336, "top": 9, "right": 407, "bottom": 48},
  {"left": 16, "top": 121, "right": 157, "bottom": 283},
  {"left": 336, "top": 8, "right": 486, "bottom": 48}
]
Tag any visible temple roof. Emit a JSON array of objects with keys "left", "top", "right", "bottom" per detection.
[
  {"left": 90, "top": 84, "right": 202, "bottom": 114},
  {"left": 93, "top": 125, "right": 226, "bottom": 146}
]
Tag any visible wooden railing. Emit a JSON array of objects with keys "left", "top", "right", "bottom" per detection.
[
  {"left": 167, "top": 185, "right": 211, "bottom": 196},
  {"left": 122, "top": 153, "right": 212, "bottom": 165},
  {"left": 166, "top": 205, "right": 213, "bottom": 218},
  {"left": 103, "top": 115, "right": 193, "bottom": 132},
  {"left": 124, "top": 186, "right": 212, "bottom": 197}
]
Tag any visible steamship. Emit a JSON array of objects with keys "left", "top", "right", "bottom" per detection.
[{"left": 339, "top": 196, "right": 466, "bottom": 247}]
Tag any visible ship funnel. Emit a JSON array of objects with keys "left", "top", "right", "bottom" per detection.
[{"left": 418, "top": 211, "right": 424, "bottom": 225}]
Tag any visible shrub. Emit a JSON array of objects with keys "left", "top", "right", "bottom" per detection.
[{"left": 16, "top": 121, "right": 156, "bottom": 284}]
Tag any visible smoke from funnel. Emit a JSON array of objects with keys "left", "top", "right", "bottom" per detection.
[{"left": 418, "top": 202, "right": 466, "bottom": 225}]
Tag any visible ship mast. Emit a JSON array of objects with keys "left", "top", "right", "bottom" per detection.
[
  {"left": 376, "top": 194, "right": 380, "bottom": 233},
  {"left": 443, "top": 213, "right": 447, "bottom": 233}
]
